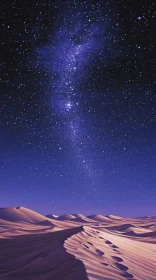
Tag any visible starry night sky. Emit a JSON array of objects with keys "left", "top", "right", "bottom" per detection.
[{"left": 0, "top": 0, "right": 156, "bottom": 216}]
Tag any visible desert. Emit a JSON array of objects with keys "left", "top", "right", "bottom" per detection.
[{"left": 0, "top": 207, "right": 155, "bottom": 279}]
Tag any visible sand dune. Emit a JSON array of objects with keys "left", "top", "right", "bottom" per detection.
[
  {"left": 106, "top": 223, "right": 135, "bottom": 231},
  {"left": 88, "top": 214, "right": 112, "bottom": 223},
  {"left": 0, "top": 207, "right": 34, "bottom": 223},
  {"left": 0, "top": 207, "right": 52, "bottom": 224},
  {"left": 57, "top": 214, "right": 76, "bottom": 220},
  {"left": 107, "top": 215, "right": 123, "bottom": 220},
  {"left": 0, "top": 207, "right": 156, "bottom": 279},
  {"left": 72, "top": 214, "right": 95, "bottom": 223},
  {"left": 46, "top": 214, "right": 59, "bottom": 219}
]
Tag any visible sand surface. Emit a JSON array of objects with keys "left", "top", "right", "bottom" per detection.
[{"left": 0, "top": 207, "right": 155, "bottom": 279}]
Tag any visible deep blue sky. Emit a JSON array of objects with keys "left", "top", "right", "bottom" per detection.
[{"left": 0, "top": 0, "right": 156, "bottom": 217}]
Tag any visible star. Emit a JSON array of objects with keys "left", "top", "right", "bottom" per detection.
[{"left": 66, "top": 102, "right": 72, "bottom": 109}]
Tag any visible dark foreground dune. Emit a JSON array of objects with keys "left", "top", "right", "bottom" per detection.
[
  {"left": 0, "top": 227, "right": 88, "bottom": 280},
  {"left": 0, "top": 207, "right": 156, "bottom": 280}
]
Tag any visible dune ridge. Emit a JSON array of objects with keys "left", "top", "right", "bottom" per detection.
[{"left": 65, "top": 226, "right": 156, "bottom": 279}]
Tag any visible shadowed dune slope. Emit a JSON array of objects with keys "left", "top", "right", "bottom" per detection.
[{"left": 0, "top": 227, "right": 88, "bottom": 280}]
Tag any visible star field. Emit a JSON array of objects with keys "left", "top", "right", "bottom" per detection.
[{"left": 0, "top": 0, "right": 156, "bottom": 216}]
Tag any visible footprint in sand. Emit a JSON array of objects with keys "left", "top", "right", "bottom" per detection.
[
  {"left": 115, "top": 262, "right": 128, "bottom": 271},
  {"left": 122, "top": 272, "right": 134, "bottom": 278},
  {"left": 96, "top": 249, "right": 104, "bottom": 256},
  {"left": 101, "top": 262, "right": 108, "bottom": 266},
  {"left": 112, "top": 256, "right": 123, "bottom": 262},
  {"left": 84, "top": 245, "right": 89, "bottom": 249},
  {"left": 112, "top": 244, "right": 119, "bottom": 249},
  {"left": 105, "top": 240, "right": 112, "bottom": 245},
  {"left": 87, "top": 242, "right": 93, "bottom": 246}
]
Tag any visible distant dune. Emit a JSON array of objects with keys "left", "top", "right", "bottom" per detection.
[
  {"left": 107, "top": 214, "right": 124, "bottom": 220},
  {"left": 73, "top": 213, "right": 95, "bottom": 222},
  {"left": 0, "top": 207, "right": 53, "bottom": 224},
  {"left": 0, "top": 207, "right": 33, "bottom": 223},
  {"left": 46, "top": 214, "right": 58, "bottom": 219},
  {"left": 0, "top": 207, "right": 155, "bottom": 279},
  {"left": 88, "top": 214, "right": 112, "bottom": 222},
  {"left": 57, "top": 214, "right": 76, "bottom": 220}
]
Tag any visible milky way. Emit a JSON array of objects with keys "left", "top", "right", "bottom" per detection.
[{"left": 37, "top": 1, "right": 112, "bottom": 188}]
